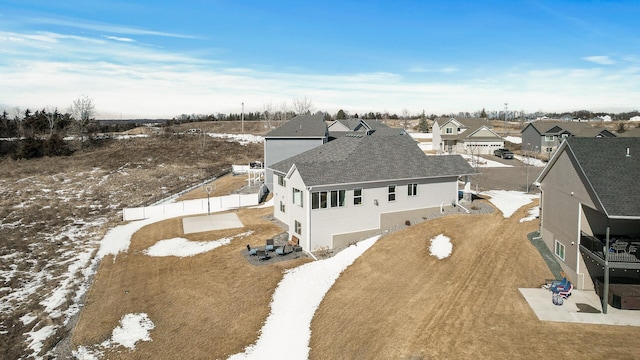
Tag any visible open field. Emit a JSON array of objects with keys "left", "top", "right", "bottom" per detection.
[{"left": 0, "top": 123, "right": 263, "bottom": 359}]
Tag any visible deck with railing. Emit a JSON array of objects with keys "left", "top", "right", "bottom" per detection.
[{"left": 580, "top": 232, "right": 640, "bottom": 264}]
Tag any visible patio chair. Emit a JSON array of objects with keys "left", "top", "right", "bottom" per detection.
[
  {"left": 246, "top": 244, "right": 258, "bottom": 256},
  {"left": 266, "top": 239, "right": 275, "bottom": 252},
  {"left": 276, "top": 244, "right": 291, "bottom": 256},
  {"left": 550, "top": 278, "right": 571, "bottom": 293},
  {"left": 256, "top": 249, "right": 270, "bottom": 261}
]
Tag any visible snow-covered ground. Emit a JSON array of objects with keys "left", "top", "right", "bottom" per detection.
[
  {"left": 459, "top": 154, "right": 513, "bottom": 168},
  {"left": 504, "top": 136, "right": 522, "bottom": 144},
  {"left": 207, "top": 133, "right": 264, "bottom": 145},
  {"left": 408, "top": 132, "right": 432, "bottom": 139},
  {"left": 483, "top": 190, "right": 538, "bottom": 218},
  {"left": 514, "top": 154, "right": 547, "bottom": 167},
  {"left": 429, "top": 234, "right": 453, "bottom": 259},
  {"left": 0, "top": 133, "right": 263, "bottom": 359}
]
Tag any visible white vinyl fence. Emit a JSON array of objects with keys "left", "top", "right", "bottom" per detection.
[{"left": 123, "top": 193, "right": 260, "bottom": 221}]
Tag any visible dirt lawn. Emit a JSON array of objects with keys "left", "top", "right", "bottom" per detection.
[{"left": 73, "top": 189, "right": 640, "bottom": 359}]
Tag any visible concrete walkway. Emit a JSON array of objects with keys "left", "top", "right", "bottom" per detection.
[{"left": 519, "top": 288, "right": 640, "bottom": 326}]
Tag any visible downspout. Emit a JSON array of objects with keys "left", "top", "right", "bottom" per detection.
[{"left": 603, "top": 225, "right": 610, "bottom": 314}]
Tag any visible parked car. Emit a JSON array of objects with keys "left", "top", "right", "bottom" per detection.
[{"left": 493, "top": 148, "right": 514, "bottom": 159}]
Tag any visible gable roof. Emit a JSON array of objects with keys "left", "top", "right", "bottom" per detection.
[
  {"left": 264, "top": 114, "right": 327, "bottom": 138},
  {"left": 526, "top": 120, "right": 618, "bottom": 138},
  {"left": 537, "top": 137, "right": 640, "bottom": 218},
  {"left": 436, "top": 117, "right": 501, "bottom": 141},
  {"left": 270, "top": 134, "right": 476, "bottom": 187}
]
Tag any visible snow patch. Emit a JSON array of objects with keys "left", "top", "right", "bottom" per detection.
[
  {"left": 145, "top": 237, "right": 230, "bottom": 257},
  {"left": 429, "top": 234, "right": 453, "bottom": 259},
  {"left": 519, "top": 207, "right": 539, "bottom": 223},
  {"left": 111, "top": 313, "right": 155, "bottom": 349},
  {"left": 229, "top": 235, "right": 380, "bottom": 360},
  {"left": 504, "top": 136, "right": 522, "bottom": 144},
  {"left": 484, "top": 190, "right": 538, "bottom": 218}
]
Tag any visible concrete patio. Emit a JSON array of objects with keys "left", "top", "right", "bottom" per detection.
[{"left": 519, "top": 288, "right": 640, "bottom": 326}]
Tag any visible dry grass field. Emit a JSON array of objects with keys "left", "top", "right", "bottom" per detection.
[
  {"left": 0, "top": 124, "right": 264, "bottom": 359},
  {"left": 71, "top": 194, "right": 640, "bottom": 359}
]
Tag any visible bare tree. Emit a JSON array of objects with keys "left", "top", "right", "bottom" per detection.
[
  {"left": 292, "top": 96, "right": 314, "bottom": 116},
  {"left": 262, "top": 102, "right": 276, "bottom": 129},
  {"left": 402, "top": 108, "right": 410, "bottom": 130},
  {"left": 70, "top": 95, "right": 95, "bottom": 142},
  {"left": 45, "top": 106, "right": 58, "bottom": 137},
  {"left": 278, "top": 101, "right": 289, "bottom": 126}
]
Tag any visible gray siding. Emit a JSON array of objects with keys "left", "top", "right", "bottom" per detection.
[
  {"left": 264, "top": 137, "right": 325, "bottom": 191},
  {"left": 540, "top": 150, "right": 598, "bottom": 289}
]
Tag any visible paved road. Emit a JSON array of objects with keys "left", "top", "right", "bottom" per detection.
[{"left": 471, "top": 154, "right": 545, "bottom": 193}]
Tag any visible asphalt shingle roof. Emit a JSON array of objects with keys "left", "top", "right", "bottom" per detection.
[
  {"left": 270, "top": 134, "right": 476, "bottom": 187},
  {"left": 529, "top": 120, "right": 616, "bottom": 137},
  {"left": 566, "top": 137, "right": 640, "bottom": 217},
  {"left": 264, "top": 114, "right": 327, "bottom": 138},
  {"left": 435, "top": 117, "right": 499, "bottom": 141}
]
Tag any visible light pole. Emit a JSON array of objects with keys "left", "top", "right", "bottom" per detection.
[{"left": 504, "top": 102, "right": 508, "bottom": 136}]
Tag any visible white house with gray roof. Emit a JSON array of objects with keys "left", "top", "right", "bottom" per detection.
[
  {"left": 269, "top": 133, "right": 476, "bottom": 252},
  {"left": 432, "top": 117, "right": 504, "bottom": 155},
  {"left": 263, "top": 114, "right": 328, "bottom": 191},
  {"left": 535, "top": 137, "right": 640, "bottom": 292}
]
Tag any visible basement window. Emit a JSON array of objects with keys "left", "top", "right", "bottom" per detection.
[{"left": 555, "top": 240, "right": 565, "bottom": 261}]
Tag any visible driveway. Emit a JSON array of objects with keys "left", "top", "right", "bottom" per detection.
[{"left": 472, "top": 154, "right": 545, "bottom": 193}]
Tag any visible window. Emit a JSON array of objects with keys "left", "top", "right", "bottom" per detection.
[
  {"left": 312, "top": 191, "right": 328, "bottom": 209},
  {"left": 294, "top": 220, "right": 301, "bottom": 235},
  {"left": 331, "top": 190, "right": 346, "bottom": 207},
  {"left": 555, "top": 240, "right": 565, "bottom": 261},
  {"left": 279, "top": 201, "right": 285, "bottom": 213},
  {"left": 544, "top": 135, "right": 554, "bottom": 142},
  {"left": 445, "top": 127, "right": 453, "bottom": 134},
  {"left": 408, "top": 183, "right": 418, "bottom": 197},
  {"left": 353, "top": 188, "right": 363, "bottom": 205},
  {"left": 388, "top": 185, "right": 396, "bottom": 202},
  {"left": 277, "top": 174, "right": 286, "bottom": 187},
  {"left": 292, "top": 188, "right": 303, "bottom": 207},
  {"left": 546, "top": 147, "right": 553, "bottom": 153}
]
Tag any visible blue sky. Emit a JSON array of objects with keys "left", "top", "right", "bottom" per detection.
[{"left": 1, "top": 0, "right": 639, "bottom": 118}]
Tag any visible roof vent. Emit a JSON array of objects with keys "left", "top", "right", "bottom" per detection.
[{"left": 626, "top": 147, "right": 631, "bottom": 157}]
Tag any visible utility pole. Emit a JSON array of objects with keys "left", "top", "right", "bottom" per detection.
[
  {"left": 504, "top": 102, "right": 508, "bottom": 136},
  {"left": 241, "top": 102, "right": 244, "bottom": 134}
]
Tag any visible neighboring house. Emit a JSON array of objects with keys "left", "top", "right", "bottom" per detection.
[
  {"left": 269, "top": 133, "right": 475, "bottom": 252},
  {"left": 535, "top": 137, "right": 640, "bottom": 291},
  {"left": 432, "top": 117, "right": 504, "bottom": 155},
  {"left": 521, "top": 120, "right": 617, "bottom": 157},
  {"left": 327, "top": 118, "right": 402, "bottom": 138},
  {"left": 263, "top": 114, "right": 328, "bottom": 191}
]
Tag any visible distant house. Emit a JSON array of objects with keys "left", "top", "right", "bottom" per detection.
[
  {"left": 269, "top": 133, "right": 475, "bottom": 252},
  {"left": 431, "top": 117, "right": 504, "bottom": 155},
  {"left": 327, "top": 118, "right": 403, "bottom": 138},
  {"left": 535, "top": 137, "right": 640, "bottom": 291},
  {"left": 263, "top": 114, "right": 328, "bottom": 191},
  {"left": 521, "top": 120, "right": 617, "bottom": 157}
]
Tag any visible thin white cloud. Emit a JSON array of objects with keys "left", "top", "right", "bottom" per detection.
[
  {"left": 1, "top": 29, "right": 639, "bottom": 118},
  {"left": 104, "top": 35, "right": 135, "bottom": 43},
  {"left": 583, "top": 55, "right": 615, "bottom": 65},
  {"left": 29, "top": 16, "right": 199, "bottom": 39},
  {"left": 408, "top": 65, "right": 459, "bottom": 73}
]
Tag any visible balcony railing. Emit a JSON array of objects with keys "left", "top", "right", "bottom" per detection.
[{"left": 580, "top": 232, "right": 640, "bottom": 263}]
